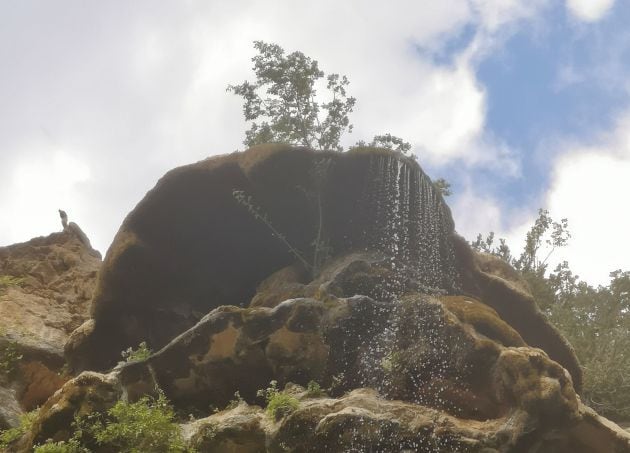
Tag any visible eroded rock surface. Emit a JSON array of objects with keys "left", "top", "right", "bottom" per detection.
[
  {"left": 7, "top": 146, "right": 625, "bottom": 451},
  {"left": 0, "top": 230, "right": 101, "bottom": 427},
  {"left": 66, "top": 145, "right": 461, "bottom": 371}
]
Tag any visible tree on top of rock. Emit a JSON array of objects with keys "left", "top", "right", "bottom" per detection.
[{"left": 228, "top": 41, "right": 356, "bottom": 151}]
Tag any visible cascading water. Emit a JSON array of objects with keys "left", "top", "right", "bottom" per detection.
[{"left": 360, "top": 153, "right": 460, "bottom": 294}]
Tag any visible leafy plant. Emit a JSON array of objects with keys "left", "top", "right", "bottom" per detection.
[
  {"left": 473, "top": 211, "right": 630, "bottom": 420},
  {"left": 228, "top": 41, "right": 356, "bottom": 151},
  {"left": 353, "top": 133, "right": 413, "bottom": 156},
  {"left": 233, "top": 157, "right": 333, "bottom": 278},
  {"left": 34, "top": 438, "right": 88, "bottom": 453},
  {"left": 83, "top": 391, "right": 191, "bottom": 453},
  {"left": 305, "top": 380, "right": 324, "bottom": 397},
  {"left": 121, "top": 341, "right": 152, "bottom": 363},
  {"left": 225, "top": 391, "right": 245, "bottom": 410},
  {"left": 257, "top": 380, "right": 299, "bottom": 420},
  {"left": 380, "top": 351, "right": 404, "bottom": 374},
  {"left": 0, "top": 341, "right": 23, "bottom": 379},
  {"left": 433, "top": 178, "right": 452, "bottom": 197},
  {"left": 0, "top": 275, "right": 24, "bottom": 294},
  {"left": 0, "top": 410, "right": 37, "bottom": 450}
]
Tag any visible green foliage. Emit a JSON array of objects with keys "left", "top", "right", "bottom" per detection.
[
  {"left": 257, "top": 380, "right": 299, "bottom": 420},
  {"left": 225, "top": 390, "right": 245, "bottom": 410},
  {"left": 305, "top": 380, "right": 324, "bottom": 397},
  {"left": 228, "top": 41, "right": 355, "bottom": 151},
  {"left": 473, "top": 211, "right": 630, "bottom": 420},
  {"left": 545, "top": 268, "right": 630, "bottom": 420},
  {"left": 84, "top": 391, "right": 191, "bottom": 453},
  {"left": 0, "top": 410, "right": 37, "bottom": 450},
  {"left": 0, "top": 341, "right": 23, "bottom": 379},
  {"left": 471, "top": 231, "right": 512, "bottom": 264},
  {"left": 34, "top": 438, "right": 87, "bottom": 453},
  {"left": 514, "top": 209, "right": 570, "bottom": 275},
  {"left": 433, "top": 178, "right": 452, "bottom": 197},
  {"left": 0, "top": 275, "right": 24, "bottom": 294},
  {"left": 353, "top": 134, "right": 413, "bottom": 156},
  {"left": 121, "top": 341, "right": 152, "bottom": 363},
  {"left": 380, "top": 351, "right": 404, "bottom": 374}
]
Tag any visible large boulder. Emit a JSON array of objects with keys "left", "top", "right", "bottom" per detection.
[
  {"left": 0, "top": 230, "right": 100, "bottom": 428},
  {"left": 66, "top": 145, "right": 461, "bottom": 371},
  {"left": 30, "top": 145, "right": 621, "bottom": 451}
]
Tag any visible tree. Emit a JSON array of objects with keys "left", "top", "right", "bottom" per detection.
[
  {"left": 472, "top": 212, "right": 630, "bottom": 421},
  {"left": 228, "top": 41, "right": 356, "bottom": 151},
  {"left": 352, "top": 133, "right": 414, "bottom": 157},
  {"left": 433, "top": 178, "right": 452, "bottom": 197}
]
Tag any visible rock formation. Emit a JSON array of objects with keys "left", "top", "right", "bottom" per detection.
[
  {"left": 3, "top": 145, "right": 630, "bottom": 452},
  {"left": 0, "top": 230, "right": 101, "bottom": 430}
]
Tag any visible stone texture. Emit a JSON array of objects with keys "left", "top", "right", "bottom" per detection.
[
  {"left": 18, "top": 371, "right": 121, "bottom": 451},
  {"left": 0, "top": 230, "right": 100, "bottom": 362},
  {"left": 0, "top": 229, "right": 101, "bottom": 429},
  {"left": 66, "top": 145, "right": 461, "bottom": 371},
  {"left": 0, "top": 386, "right": 21, "bottom": 430},
  {"left": 7, "top": 146, "right": 625, "bottom": 452}
]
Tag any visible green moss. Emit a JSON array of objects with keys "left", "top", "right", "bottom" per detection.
[
  {"left": 0, "top": 275, "right": 24, "bottom": 294},
  {"left": 266, "top": 392, "right": 299, "bottom": 420},
  {"left": 257, "top": 380, "right": 300, "bottom": 420},
  {"left": 380, "top": 351, "right": 405, "bottom": 374},
  {"left": 0, "top": 410, "right": 37, "bottom": 450}
]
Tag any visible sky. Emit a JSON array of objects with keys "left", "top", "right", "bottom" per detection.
[{"left": 1, "top": 0, "right": 628, "bottom": 286}]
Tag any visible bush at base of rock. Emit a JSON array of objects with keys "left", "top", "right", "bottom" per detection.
[{"left": 0, "top": 410, "right": 37, "bottom": 450}]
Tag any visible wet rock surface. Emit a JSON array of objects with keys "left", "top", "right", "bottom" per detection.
[
  {"left": 67, "top": 145, "right": 462, "bottom": 371},
  {"left": 3, "top": 147, "right": 629, "bottom": 451}
]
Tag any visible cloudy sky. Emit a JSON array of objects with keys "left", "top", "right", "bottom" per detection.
[{"left": 1, "top": 0, "right": 628, "bottom": 285}]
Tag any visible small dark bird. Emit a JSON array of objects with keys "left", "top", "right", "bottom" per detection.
[{"left": 58, "top": 209, "right": 68, "bottom": 229}]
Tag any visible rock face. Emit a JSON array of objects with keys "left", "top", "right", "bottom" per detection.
[
  {"left": 66, "top": 145, "right": 574, "bottom": 383},
  {"left": 0, "top": 230, "right": 101, "bottom": 428},
  {"left": 6, "top": 146, "right": 630, "bottom": 452}
]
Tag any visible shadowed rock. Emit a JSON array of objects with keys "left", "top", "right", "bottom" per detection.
[{"left": 67, "top": 146, "right": 462, "bottom": 371}]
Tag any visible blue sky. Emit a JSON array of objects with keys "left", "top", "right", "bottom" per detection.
[{"left": 0, "top": 0, "right": 628, "bottom": 284}]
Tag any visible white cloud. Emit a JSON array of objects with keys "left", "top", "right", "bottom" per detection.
[
  {"left": 0, "top": 1, "right": 549, "bottom": 253},
  {"left": 451, "top": 187, "right": 504, "bottom": 239},
  {"left": 544, "top": 112, "right": 630, "bottom": 285},
  {"left": 0, "top": 148, "right": 91, "bottom": 243},
  {"left": 566, "top": 0, "right": 615, "bottom": 22}
]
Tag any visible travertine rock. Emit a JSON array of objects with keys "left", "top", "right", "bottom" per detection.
[{"left": 0, "top": 230, "right": 100, "bottom": 427}]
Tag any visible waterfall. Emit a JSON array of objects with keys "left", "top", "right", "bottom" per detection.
[{"left": 360, "top": 153, "right": 460, "bottom": 294}]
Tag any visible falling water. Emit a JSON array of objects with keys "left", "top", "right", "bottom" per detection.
[{"left": 360, "top": 153, "right": 460, "bottom": 294}]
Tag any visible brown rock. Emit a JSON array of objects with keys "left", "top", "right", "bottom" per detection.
[
  {"left": 67, "top": 146, "right": 461, "bottom": 371},
  {"left": 185, "top": 403, "right": 267, "bottom": 453},
  {"left": 0, "top": 230, "right": 101, "bottom": 427}
]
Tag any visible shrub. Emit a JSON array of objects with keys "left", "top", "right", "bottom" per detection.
[
  {"left": 33, "top": 438, "right": 87, "bottom": 453},
  {"left": 0, "top": 275, "right": 24, "bottom": 294},
  {"left": 121, "top": 341, "right": 152, "bottom": 363},
  {"left": 88, "top": 391, "right": 190, "bottom": 453},
  {"left": 0, "top": 410, "right": 37, "bottom": 450},
  {"left": 266, "top": 392, "right": 299, "bottom": 421},
  {"left": 305, "top": 380, "right": 324, "bottom": 397},
  {"left": 257, "top": 381, "right": 299, "bottom": 420},
  {"left": 0, "top": 341, "right": 23, "bottom": 378}
]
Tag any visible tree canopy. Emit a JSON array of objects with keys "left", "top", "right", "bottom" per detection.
[
  {"left": 473, "top": 212, "right": 630, "bottom": 421},
  {"left": 228, "top": 41, "right": 355, "bottom": 151}
]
